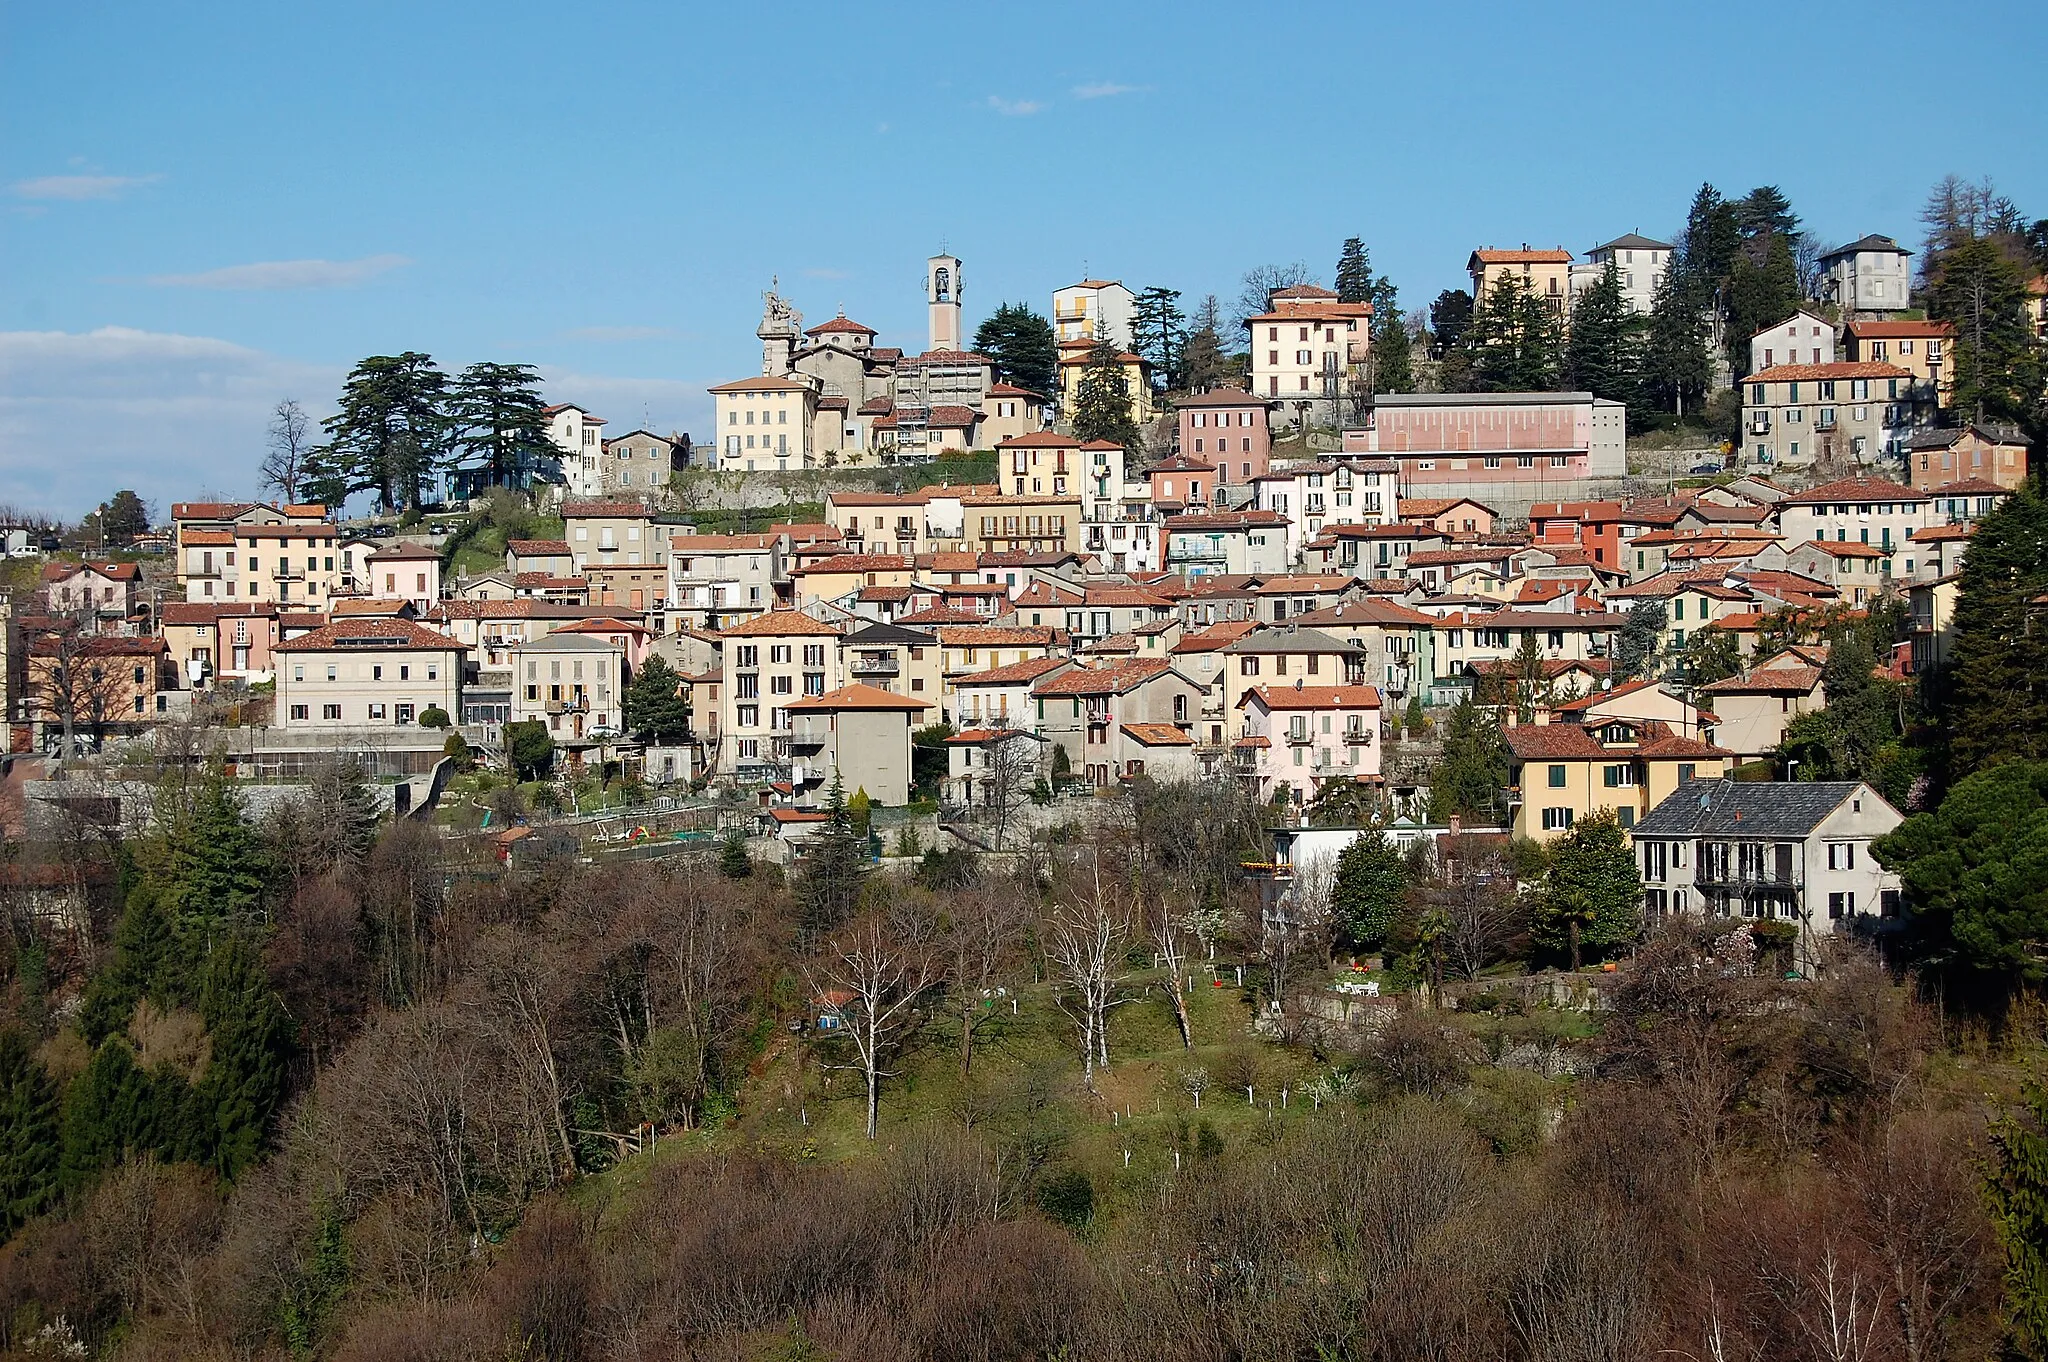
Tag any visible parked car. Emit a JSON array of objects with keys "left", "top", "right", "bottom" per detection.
[{"left": 1689, "top": 461, "right": 1723, "bottom": 475}]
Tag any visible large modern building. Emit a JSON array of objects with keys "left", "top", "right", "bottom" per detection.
[{"left": 1343, "top": 391, "right": 1627, "bottom": 510}]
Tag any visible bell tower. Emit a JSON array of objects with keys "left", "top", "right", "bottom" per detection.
[{"left": 926, "top": 252, "right": 962, "bottom": 353}]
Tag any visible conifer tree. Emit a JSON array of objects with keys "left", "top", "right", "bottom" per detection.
[
  {"left": 1457, "top": 276, "right": 1566, "bottom": 392},
  {"left": 1130, "top": 287, "right": 1186, "bottom": 390},
  {"left": 304, "top": 352, "right": 452, "bottom": 511},
  {"left": 0, "top": 1029, "right": 59, "bottom": 1237},
  {"left": 1941, "top": 490, "right": 2048, "bottom": 780},
  {"left": 77, "top": 883, "right": 174, "bottom": 1045},
  {"left": 718, "top": 829, "right": 753, "bottom": 879},
  {"left": 1643, "top": 268, "right": 1713, "bottom": 417},
  {"left": 193, "top": 934, "right": 293, "bottom": 1180},
  {"left": 449, "top": 361, "right": 558, "bottom": 490},
  {"left": 1070, "top": 341, "right": 1141, "bottom": 449},
  {"left": 971, "top": 304, "right": 1058, "bottom": 398},
  {"left": 1426, "top": 699, "right": 1510, "bottom": 823},
  {"left": 797, "top": 772, "right": 869, "bottom": 940},
  {"left": 1723, "top": 234, "right": 1802, "bottom": 377},
  {"left": 59, "top": 1039, "right": 156, "bottom": 1191},
  {"left": 1334, "top": 237, "right": 1374, "bottom": 305},
  {"left": 1566, "top": 261, "right": 1645, "bottom": 411},
  {"left": 1928, "top": 235, "right": 2039, "bottom": 426},
  {"left": 626, "top": 654, "right": 692, "bottom": 745}
]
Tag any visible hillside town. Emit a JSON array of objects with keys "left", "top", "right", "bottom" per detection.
[{"left": 9, "top": 192, "right": 2043, "bottom": 955}]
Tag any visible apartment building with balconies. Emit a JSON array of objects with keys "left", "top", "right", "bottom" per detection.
[
  {"left": 1233, "top": 683, "right": 1383, "bottom": 806},
  {"left": 508, "top": 633, "right": 627, "bottom": 740}
]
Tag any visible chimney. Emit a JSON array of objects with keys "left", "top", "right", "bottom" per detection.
[{"left": 1450, "top": 814, "right": 1462, "bottom": 835}]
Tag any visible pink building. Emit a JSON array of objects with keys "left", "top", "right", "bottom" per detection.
[
  {"left": 1234, "top": 683, "right": 1383, "bottom": 806},
  {"left": 1177, "top": 388, "right": 1274, "bottom": 486},
  {"left": 1346, "top": 392, "right": 1628, "bottom": 489},
  {"left": 1146, "top": 455, "right": 1216, "bottom": 513}
]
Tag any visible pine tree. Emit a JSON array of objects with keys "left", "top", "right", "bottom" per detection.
[
  {"left": 59, "top": 1039, "right": 155, "bottom": 1191},
  {"left": 1941, "top": 490, "right": 2048, "bottom": 781},
  {"left": 1537, "top": 811, "right": 1642, "bottom": 969},
  {"left": 797, "top": 772, "right": 868, "bottom": 940},
  {"left": 1677, "top": 183, "right": 1741, "bottom": 294},
  {"left": 1458, "top": 276, "right": 1566, "bottom": 392},
  {"left": 1615, "top": 600, "right": 1669, "bottom": 682},
  {"left": 448, "top": 362, "right": 559, "bottom": 491},
  {"left": 304, "top": 353, "right": 452, "bottom": 511},
  {"left": 1130, "top": 287, "right": 1186, "bottom": 391},
  {"left": 166, "top": 765, "right": 269, "bottom": 924},
  {"left": 1334, "top": 238, "right": 1374, "bottom": 304},
  {"left": 77, "top": 882, "right": 174, "bottom": 1045},
  {"left": 718, "top": 829, "right": 753, "bottom": 879},
  {"left": 193, "top": 934, "right": 293, "bottom": 1180},
  {"left": 625, "top": 654, "right": 691, "bottom": 745},
  {"left": 1928, "top": 236, "right": 2038, "bottom": 426},
  {"left": 1428, "top": 290, "right": 1474, "bottom": 355},
  {"left": 1330, "top": 831, "right": 1409, "bottom": 950},
  {"left": 1070, "top": 341, "right": 1142, "bottom": 448},
  {"left": 1734, "top": 185, "right": 1801, "bottom": 243},
  {"left": 0, "top": 1029, "right": 59, "bottom": 1237},
  {"left": 1178, "top": 295, "right": 1234, "bottom": 392},
  {"left": 310, "top": 760, "right": 382, "bottom": 870},
  {"left": 1643, "top": 268, "right": 1714, "bottom": 417},
  {"left": 1724, "top": 235, "right": 1802, "bottom": 377},
  {"left": 1566, "top": 261, "right": 1645, "bottom": 411},
  {"left": 1426, "top": 699, "right": 1510, "bottom": 823},
  {"left": 1372, "top": 309, "right": 1414, "bottom": 395},
  {"left": 971, "top": 304, "right": 1058, "bottom": 398}
]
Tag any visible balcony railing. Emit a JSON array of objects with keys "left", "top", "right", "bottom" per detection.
[{"left": 849, "top": 654, "right": 900, "bottom": 675}]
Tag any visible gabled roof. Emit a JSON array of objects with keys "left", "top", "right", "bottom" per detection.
[
  {"left": 274, "top": 619, "right": 467, "bottom": 653},
  {"left": 1220, "top": 625, "right": 1359, "bottom": 655},
  {"left": 787, "top": 683, "right": 930, "bottom": 713},
  {"left": 1845, "top": 318, "right": 1953, "bottom": 339},
  {"left": 1122, "top": 722, "right": 1195, "bottom": 745},
  {"left": 995, "top": 430, "right": 1082, "bottom": 449},
  {"left": 1745, "top": 362, "right": 1912, "bottom": 384},
  {"left": 843, "top": 621, "right": 938, "bottom": 647},
  {"left": 805, "top": 314, "right": 876, "bottom": 337},
  {"left": 1634, "top": 779, "right": 1889, "bottom": 838},
  {"left": 1471, "top": 247, "right": 1573, "bottom": 265},
  {"left": 719, "top": 609, "right": 842, "bottom": 638},
  {"left": 1780, "top": 477, "right": 1927, "bottom": 505},
  {"left": 954, "top": 656, "right": 1072, "bottom": 687},
  {"left": 1033, "top": 658, "right": 1177, "bottom": 697},
  {"left": 1239, "top": 684, "right": 1382, "bottom": 710}
]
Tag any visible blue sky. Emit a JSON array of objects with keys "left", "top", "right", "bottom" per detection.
[{"left": 4, "top": 0, "right": 2043, "bottom": 517}]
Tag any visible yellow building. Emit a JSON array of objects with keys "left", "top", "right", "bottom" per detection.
[
  {"left": 1055, "top": 340, "right": 1152, "bottom": 426},
  {"left": 960, "top": 494, "right": 1084, "bottom": 555},
  {"left": 1468, "top": 247, "right": 1574, "bottom": 320},
  {"left": 1505, "top": 717, "right": 1731, "bottom": 841}
]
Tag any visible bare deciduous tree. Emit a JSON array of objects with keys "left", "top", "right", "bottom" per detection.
[
  {"left": 933, "top": 880, "right": 1027, "bottom": 1075},
  {"left": 1042, "top": 860, "right": 1135, "bottom": 1090},
  {"left": 262, "top": 398, "right": 312, "bottom": 504},
  {"left": 807, "top": 906, "right": 939, "bottom": 1139},
  {"left": 1423, "top": 833, "right": 1528, "bottom": 980}
]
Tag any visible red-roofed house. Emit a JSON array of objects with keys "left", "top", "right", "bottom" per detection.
[
  {"left": 1031, "top": 658, "right": 1203, "bottom": 789},
  {"left": 1505, "top": 717, "right": 1731, "bottom": 841},
  {"left": 718, "top": 608, "right": 843, "bottom": 780},
  {"left": 1698, "top": 650, "right": 1828, "bottom": 760},
  {"left": 273, "top": 619, "right": 466, "bottom": 730},
  {"left": 1740, "top": 363, "right": 1915, "bottom": 470},
  {"left": 1469, "top": 247, "right": 1574, "bottom": 318},
  {"left": 785, "top": 684, "right": 932, "bottom": 807},
  {"left": 1235, "top": 683, "right": 1383, "bottom": 805},
  {"left": 1906, "top": 426, "right": 2030, "bottom": 492}
]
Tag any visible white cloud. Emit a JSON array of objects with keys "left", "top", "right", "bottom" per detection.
[
  {"left": 986, "top": 96, "right": 1044, "bottom": 117},
  {"left": 145, "top": 253, "right": 411, "bottom": 291},
  {"left": 10, "top": 173, "right": 163, "bottom": 201},
  {"left": 0, "top": 327, "right": 337, "bottom": 515},
  {"left": 562, "top": 325, "right": 673, "bottom": 342},
  {"left": 1072, "top": 82, "right": 1144, "bottom": 99}
]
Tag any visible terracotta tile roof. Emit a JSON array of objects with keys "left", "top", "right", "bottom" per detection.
[
  {"left": 897, "top": 606, "right": 991, "bottom": 626},
  {"left": 1803, "top": 541, "right": 1891, "bottom": 559},
  {"left": 794, "top": 553, "right": 915, "bottom": 575},
  {"left": 1471, "top": 247, "right": 1573, "bottom": 264},
  {"left": 805, "top": 314, "right": 876, "bottom": 336},
  {"left": 1908, "top": 524, "right": 1973, "bottom": 543},
  {"left": 514, "top": 572, "right": 588, "bottom": 588},
  {"left": 1269, "top": 284, "right": 1340, "bottom": 300},
  {"left": 995, "top": 430, "right": 1083, "bottom": 449},
  {"left": 1015, "top": 580, "right": 1084, "bottom": 607},
  {"left": 1406, "top": 547, "right": 1515, "bottom": 568},
  {"left": 900, "top": 349, "right": 994, "bottom": 366},
  {"left": 670, "top": 533, "right": 783, "bottom": 551},
  {"left": 161, "top": 602, "right": 274, "bottom": 625},
  {"left": 1700, "top": 666, "right": 1822, "bottom": 695},
  {"left": 1401, "top": 496, "right": 1496, "bottom": 518},
  {"left": 331, "top": 598, "right": 410, "bottom": 617},
  {"left": 1032, "top": 658, "right": 1175, "bottom": 697},
  {"left": 1242, "top": 303, "right": 1370, "bottom": 324},
  {"left": 939, "top": 625, "right": 1066, "bottom": 648},
  {"left": 986, "top": 382, "right": 1046, "bottom": 399},
  {"left": 856, "top": 585, "right": 915, "bottom": 602},
  {"left": 44, "top": 560, "right": 140, "bottom": 582},
  {"left": 1745, "top": 362, "right": 1912, "bottom": 384},
  {"left": 707, "top": 375, "right": 811, "bottom": 392},
  {"left": 1528, "top": 500, "right": 1625, "bottom": 521},
  {"left": 1122, "top": 722, "right": 1194, "bottom": 745},
  {"left": 1170, "top": 621, "right": 1263, "bottom": 653},
  {"left": 275, "top": 619, "right": 467, "bottom": 653},
  {"left": 955, "top": 656, "right": 1072, "bottom": 687},
  {"left": 947, "top": 727, "right": 1040, "bottom": 744},
  {"left": 1174, "top": 387, "right": 1272, "bottom": 407},
  {"left": 1845, "top": 319, "right": 1953, "bottom": 338},
  {"left": 788, "top": 683, "right": 930, "bottom": 712},
  {"left": 719, "top": 609, "right": 842, "bottom": 638},
  {"left": 366, "top": 542, "right": 441, "bottom": 561},
  {"left": 1927, "top": 478, "right": 2010, "bottom": 496},
  {"left": 1163, "top": 510, "right": 1288, "bottom": 530},
  {"left": 172, "top": 501, "right": 259, "bottom": 519},
  {"left": 857, "top": 396, "right": 895, "bottom": 416},
  {"left": 180, "top": 529, "right": 234, "bottom": 546},
  {"left": 1239, "top": 684, "right": 1383, "bottom": 710},
  {"left": 1083, "top": 585, "right": 1174, "bottom": 608},
  {"left": 507, "top": 539, "right": 573, "bottom": 555},
  {"left": 1780, "top": 477, "right": 1927, "bottom": 505},
  {"left": 1290, "top": 600, "right": 1439, "bottom": 629}
]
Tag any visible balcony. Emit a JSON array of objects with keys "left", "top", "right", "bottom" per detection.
[
  {"left": 849, "top": 653, "right": 900, "bottom": 676},
  {"left": 1343, "top": 729, "right": 1371, "bottom": 745},
  {"left": 788, "top": 722, "right": 828, "bottom": 751},
  {"left": 1285, "top": 729, "right": 1313, "bottom": 746}
]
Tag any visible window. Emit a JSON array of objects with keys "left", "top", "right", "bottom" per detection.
[
  {"left": 290, "top": 704, "right": 309, "bottom": 721},
  {"left": 1547, "top": 764, "right": 1567, "bottom": 788},
  {"left": 1828, "top": 891, "right": 1857, "bottom": 920},
  {"left": 1541, "top": 807, "right": 1575, "bottom": 831},
  {"left": 1826, "top": 841, "right": 1856, "bottom": 870},
  {"left": 321, "top": 703, "right": 342, "bottom": 720}
]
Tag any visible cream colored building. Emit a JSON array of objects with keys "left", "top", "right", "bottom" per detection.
[
  {"left": 1468, "top": 247, "right": 1573, "bottom": 319},
  {"left": 1052, "top": 279, "right": 1135, "bottom": 348},
  {"left": 710, "top": 374, "right": 817, "bottom": 471},
  {"left": 1242, "top": 285, "right": 1370, "bottom": 422},
  {"left": 509, "top": 633, "right": 627, "bottom": 740},
  {"left": 547, "top": 404, "right": 608, "bottom": 498},
  {"left": 717, "top": 607, "right": 844, "bottom": 781},
  {"left": 275, "top": 618, "right": 465, "bottom": 730}
]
